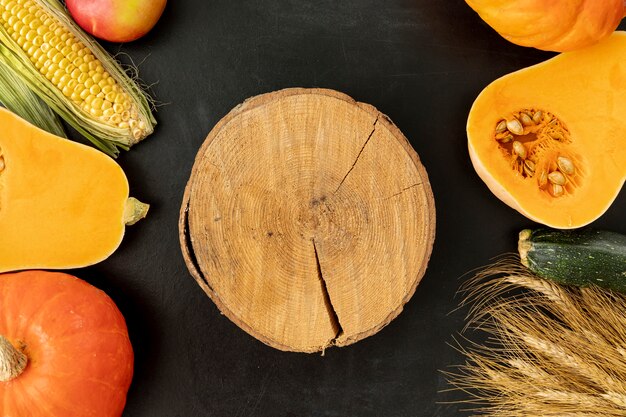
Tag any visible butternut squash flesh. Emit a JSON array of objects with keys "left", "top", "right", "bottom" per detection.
[
  {"left": 0, "top": 108, "right": 147, "bottom": 272},
  {"left": 468, "top": 32, "right": 626, "bottom": 228}
]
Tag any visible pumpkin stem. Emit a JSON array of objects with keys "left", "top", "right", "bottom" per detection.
[
  {"left": 124, "top": 197, "right": 150, "bottom": 226},
  {"left": 0, "top": 335, "right": 27, "bottom": 382}
]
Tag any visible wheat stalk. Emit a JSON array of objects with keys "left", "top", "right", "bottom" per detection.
[{"left": 445, "top": 257, "right": 626, "bottom": 416}]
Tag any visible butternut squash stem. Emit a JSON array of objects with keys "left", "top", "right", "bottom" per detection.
[
  {"left": 0, "top": 335, "right": 27, "bottom": 382},
  {"left": 124, "top": 197, "right": 150, "bottom": 226}
]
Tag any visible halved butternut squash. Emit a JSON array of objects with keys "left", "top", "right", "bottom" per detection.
[
  {"left": 468, "top": 32, "right": 626, "bottom": 228},
  {"left": 0, "top": 108, "right": 148, "bottom": 272}
]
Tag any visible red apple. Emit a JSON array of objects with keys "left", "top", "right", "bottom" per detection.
[{"left": 66, "top": 0, "right": 167, "bottom": 43}]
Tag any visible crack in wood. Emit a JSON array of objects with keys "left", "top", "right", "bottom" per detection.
[
  {"left": 383, "top": 182, "right": 423, "bottom": 200},
  {"left": 183, "top": 205, "right": 214, "bottom": 293},
  {"left": 334, "top": 116, "right": 379, "bottom": 194},
  {"left": 312, "top": 239, "right": 343, "bottom": 344}
]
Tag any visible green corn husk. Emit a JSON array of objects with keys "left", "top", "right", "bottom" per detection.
[
  {"left": 0, "top": 60, "right": 66, "bottom": 138},
  {"left": 0, "top": 0, "right": 156, "bottom": 157}
]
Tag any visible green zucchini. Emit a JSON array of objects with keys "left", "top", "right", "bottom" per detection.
[{"left": 518, "top": 228, "right": 626, "bottom": 292}]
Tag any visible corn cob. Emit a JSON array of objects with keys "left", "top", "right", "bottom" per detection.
[{"left": 0, "top": 0, "right": 155, "bottom": 156}]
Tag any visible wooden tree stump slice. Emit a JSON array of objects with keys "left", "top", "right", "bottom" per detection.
[{"left": 179, "top": 88, "right": 435, "bottom": 353}]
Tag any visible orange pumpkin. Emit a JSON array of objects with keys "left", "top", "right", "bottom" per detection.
[
  {"left": 466, "top": 0, "right": 626, "bottom": 51},
  {"left": 0, "top": 271, "right": 133, "bottom": 416}
]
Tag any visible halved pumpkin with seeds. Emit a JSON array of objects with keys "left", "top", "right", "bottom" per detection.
[{"left": 468, "top": 32, "right": 626, "bottom": 229}]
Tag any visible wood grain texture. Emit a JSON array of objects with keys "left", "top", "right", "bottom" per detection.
[{"left": 179, "top": 88, "right": 435, "bottom": 352}]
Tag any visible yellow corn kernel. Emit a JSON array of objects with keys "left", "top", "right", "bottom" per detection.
[
  {"left": 58, "top": 73, "right": 69, "bottom": 85},
  {"left": 24, "top": 27, "right": 35, "bottom": 41},
  {"left": 41, "top": 31, "right": 52, "bottom": 43},
  {"left": 89, "top": 84, "right": 100, "bottom": 96},
  {"left": 44, "top": 62, "right": 57, "bottom": 75},
  {"left": 77, "top": 72, "right": 89, "bottom": 84},
  {"left": 31, "top": 46, "right": 41, "bottom": 60},
  {"left": 48, "top": 35, "right": 59, "bottom": 48},
  {"left": 91, "top": 97, "right": 103, "bottom": 111}
]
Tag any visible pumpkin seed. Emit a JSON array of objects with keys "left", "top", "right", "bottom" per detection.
[
  {"left": 498, "top": 134, "right": 513, "bottom": 143},
  {"left": 538, "top": 170, "right": 548, "bottom": 188},
  {"left": 496, "top": 120, "right": 507, "bottom": 134},
  {"left": 548, "top": 170, "right": 566, "bottom": 186},
  {"left": 549, "top": 131, "right": 564, "bottom": 141},
  {"left": 0, "top": 156, "right": 4, "bottom": 172},
  {"left": 523, "top": 159, "right": 535, "bottom": 177},
  {"left": 551, "top": 183, "right": 564, "bottom": 197},
  {"left": 507, "top": 118, "right": 524, "bottom": 135},
  {"left": 512, "top": 141, "right": 527, "bottom": 159},
  {"left": 557, "top": 156, "right": 575, "bottom": 175},
  {"left": 520, "top": 112, "right": 533, "bottom": 126},
  {"left": 532, "top": 111, "right": 543, "bottom": 124}
]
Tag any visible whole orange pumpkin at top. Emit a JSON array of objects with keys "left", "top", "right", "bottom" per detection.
[
  {"left": 466, "top": 0, "right": 626, "bottom": 51},
  {"left": 0, "top": 271, "right": 133, "bottom": 417}
]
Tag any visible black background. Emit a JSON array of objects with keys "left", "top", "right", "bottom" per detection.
[{"left": 67, "top": 1, "right": 626, "bottom": 416}]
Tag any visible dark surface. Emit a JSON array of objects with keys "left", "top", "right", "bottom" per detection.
[{"left": 67, "top": 2, "right": 626, "bottom": 416}]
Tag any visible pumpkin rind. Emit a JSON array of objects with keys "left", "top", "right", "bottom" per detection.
[
  {"left": 0, "top": 271, "right": 133, "bottom": 417},
  {"left": 467, "top": 32, "right": 626, "bottom": 228},
  {"left": 466, "top": 0, "right": 625, "bottom": 52},
  {"left": 0, "top": 108, "right": 145, "bottom": 272}
]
